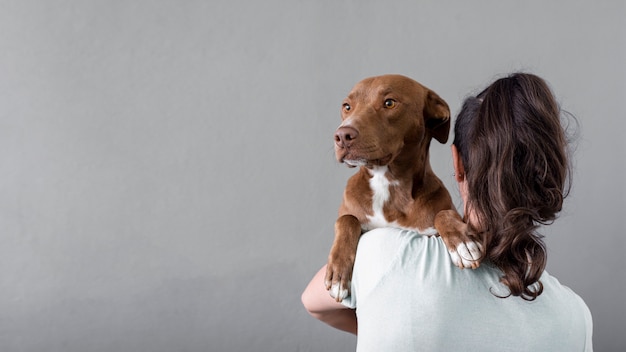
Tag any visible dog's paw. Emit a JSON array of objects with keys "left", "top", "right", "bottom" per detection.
[
  {"left": 327, "top": 282, "right": 349, "bottom": 301},
  {"left": 448, "top": 240, "right": 483, "bottom": 269},
  {"left": 324, "top": 259, "right": 354, "bottom": 302},
  {"left": 435, "top": 209, "right": 484, "bottom": 269}
]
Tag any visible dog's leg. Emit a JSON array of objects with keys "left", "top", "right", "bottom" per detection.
[
  {"left": 435, "top": 209, "right": 483, "bottom": 269},
  {"left": 325, "top": 214, "right": 362, "bottom": 302}
]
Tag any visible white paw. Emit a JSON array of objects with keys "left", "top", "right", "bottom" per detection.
[
  {"left": 328, "top": 282, "right": 349, "bottom": 301},
  {"left": 448, "top": 241, "right": 483, "bottom": 269}
]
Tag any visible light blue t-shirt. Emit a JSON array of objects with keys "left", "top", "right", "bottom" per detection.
[{"left": 342, "top": 228, "right": 593, "bottom": 352}]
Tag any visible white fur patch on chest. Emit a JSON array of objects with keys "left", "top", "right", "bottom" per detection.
[
  {"left": 364, "top": 166, "right": 400, "bottom": 230},
  {"left": 363, "top": 166, "right": 439, "bottom": 236}
]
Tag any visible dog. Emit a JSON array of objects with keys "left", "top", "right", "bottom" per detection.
[{"left": 325, "top": 74, "right": 482, "bottom": 301}]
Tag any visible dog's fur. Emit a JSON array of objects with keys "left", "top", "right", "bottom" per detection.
[{"left": 325, "top": 75, "right": 482, "bottom": 301}]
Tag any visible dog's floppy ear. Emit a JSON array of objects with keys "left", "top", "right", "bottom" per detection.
[{"left": 423, "top": 89, "right": 451, "bottom": 144}]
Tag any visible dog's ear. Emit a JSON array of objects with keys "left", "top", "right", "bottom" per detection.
[{"left": 423, "top": 90, "right": 451, "bottom": 144}]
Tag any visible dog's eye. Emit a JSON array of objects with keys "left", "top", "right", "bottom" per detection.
[
  {"left": 384, "top": 99, "right": 396, "bottom": 108},
  {"left": 342, "top": 103, "right": 351, "bottom": 112}
]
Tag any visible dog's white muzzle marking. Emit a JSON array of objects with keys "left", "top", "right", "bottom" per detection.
[{"left": 344, "top": 159, "right": 367, "bottom": 167}]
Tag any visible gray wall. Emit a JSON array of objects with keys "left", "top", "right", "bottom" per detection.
[{"left": 1, "top": 0, "right": 624, "bottom": 351}]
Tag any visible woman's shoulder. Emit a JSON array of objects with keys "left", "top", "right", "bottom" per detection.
[
  {"left": 357, "top": 227, "right": 457, "bottom": 262},
  {"left": 352, "top": 228, "right": 459, "bottom": 290},
  {"left": 357, "top": 227, "right": 438, "bottom": 253},
  {"left": 357, "top": 228, "right": 458, "bottom": 270},
  {"left": 352, "top": 228, "right": 420, "bottom": 276}
]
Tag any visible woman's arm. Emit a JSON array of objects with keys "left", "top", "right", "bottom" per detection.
[{"left": 301, "top": 265, "right": 357, "bottom": 335}]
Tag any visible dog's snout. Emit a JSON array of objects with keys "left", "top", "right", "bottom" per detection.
[{"left": 335, "top": 126, "right": 359, "bottom": 148}]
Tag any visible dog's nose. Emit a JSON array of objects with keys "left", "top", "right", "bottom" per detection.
[{"left": 335, "top": 126, "right": 359, "bottom": 148}]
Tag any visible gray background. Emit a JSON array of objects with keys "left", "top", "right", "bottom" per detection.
[{"left": 1, "top": 0, "right": 624, "bottom": 351}]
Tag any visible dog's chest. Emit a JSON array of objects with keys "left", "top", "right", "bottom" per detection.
[
  {"left": 363, "top": 166, "right": 437, "bottom": 235},
  {"left": 363, "top": 166, "right": 400, "bottom": 230}
]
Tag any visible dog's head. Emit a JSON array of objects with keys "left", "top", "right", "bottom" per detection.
[{"left": 334, "top": 74, "right": 450, "bottom": 168}]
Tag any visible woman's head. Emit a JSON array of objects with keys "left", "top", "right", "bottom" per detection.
[{"left": 452, "top": 73, "right": 573, "bottom": 300}]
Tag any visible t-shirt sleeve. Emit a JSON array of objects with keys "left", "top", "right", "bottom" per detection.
[{"left": 579, "top": 293, "right": 594, "bottom": 351}]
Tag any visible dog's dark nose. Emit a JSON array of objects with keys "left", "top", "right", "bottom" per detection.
[{"left": 335, "top": 126, "right": 359, "bottom": 148}]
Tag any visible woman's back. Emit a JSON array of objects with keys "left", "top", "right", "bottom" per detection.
[{"left": 343, "top": 228, "right": 593, "bottom": 352}]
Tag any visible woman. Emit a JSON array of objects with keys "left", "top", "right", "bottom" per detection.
[{"left": 301, "top": 73, "right": 593, "bottom": 351}]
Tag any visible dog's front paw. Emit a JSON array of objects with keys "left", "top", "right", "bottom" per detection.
[
  {"left": 447, "top": 240, "right": 483, "bottom": 269},
  {"left": 435, "top": 210, "right": 484, "bottom": 269},
  {"left": 327, "top": 281, "right": 349, "bottom": 302},
  {"left": 324, "top": 253, "right": 355, "bottom": 302}
]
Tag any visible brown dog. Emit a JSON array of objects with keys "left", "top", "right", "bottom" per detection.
[{"left": 325, "top": 74, "right": 482, "bottom": 301}]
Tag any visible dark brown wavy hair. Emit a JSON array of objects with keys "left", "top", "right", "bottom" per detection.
[{"left": 453, "top": 73, "right": 573, "bottom": 300}]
